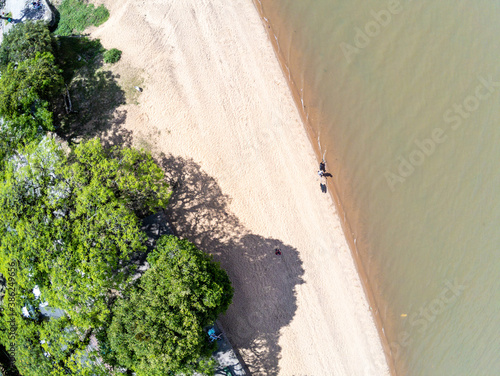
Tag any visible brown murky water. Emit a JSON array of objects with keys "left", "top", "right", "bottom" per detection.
[{"left": 257, "top": 0, "right": 500, "bottom": 374}]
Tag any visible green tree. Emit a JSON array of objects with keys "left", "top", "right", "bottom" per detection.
[
  {"left": 0, "top": 52, "right": 63, "bottom": 120},
  {"left": 0, "top": 103, "right": 55, "bottom": 166},
  {"left": 0, "top": 285, "right": 110, "bottom": 376},
  {"left": 0, "top": 22, "right": 61, "bottom": 162},
  {"left": 0, "top": 20, "right": 54, "bottom": 67},
  {"left": 0, "top": 137, "right": 170, "bottom": 329},
  {"left": 0, "top": 52, "right": 63, "bottom": 159},
  {"left": 108, "top": 235, "right": 233, "bottom": 376}
]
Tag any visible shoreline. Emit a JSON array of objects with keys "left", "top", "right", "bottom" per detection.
[
  {"left": 250, "top": 1, "right": 397, "bottom": 374},
  {"left": 91, "top": 0, "right": 391, "bottom": 374}
]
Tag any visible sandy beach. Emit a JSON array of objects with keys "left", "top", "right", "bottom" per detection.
[{"left": 90, "top": 0, "right": 390, "bottom": 374}]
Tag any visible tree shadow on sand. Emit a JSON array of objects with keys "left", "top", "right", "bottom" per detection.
[
  {"left": 54, "top": 36, "right": 132, "bottom": 146},
  {"left": 160, "top": 154, "right": 305, "bottom": 375}
]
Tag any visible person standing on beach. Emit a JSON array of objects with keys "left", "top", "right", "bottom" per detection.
[
  {"left": 318, "top": 160, "right": 329, "bottom": 193},
  {"left": 318, "top": 160, "right": 332, "bottom": 179},
  {"left": 318, "top": 161, "right": 326, "bottom": 177},
  {"left": 275, "top": 248, "right": 281, "bottom": 255}
]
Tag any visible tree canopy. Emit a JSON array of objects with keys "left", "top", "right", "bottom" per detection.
[
  {"left": 0, "top": 20, "right": 54, "bottom": 67},
  {"left": 107, "top": 235, "right": 233, "bottom": 376},
  {"left": 0, "top": 136, "right": 172, "bottom": 375},
  {"left": 0, "top": 137, "right": 170, "bottom": 328},
  {"left": 0, "top": 300, "right": 109, "bottom": 376},
  {"left": 0, "top": 52, "right": 63, "bottom": 120},
  {"left": 0, "top": 21, "right": 64, "bottom": 161}
]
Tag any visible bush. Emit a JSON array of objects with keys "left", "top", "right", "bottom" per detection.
[{"left": 104, "top": 48, "right": 122, "bottom": 64}]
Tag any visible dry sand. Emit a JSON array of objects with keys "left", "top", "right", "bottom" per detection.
[{"left": 90, "top": 0, "right": 390, "bottom": 374}]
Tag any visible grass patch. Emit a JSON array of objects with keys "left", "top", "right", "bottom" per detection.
[
  {"left": 112, "top": 68, "right": 145, "bottom": 106},
  {"left": 122, "top": 74, "right": 144, "bottom": 105},
  {"left": 104, "top": 48, "right": 122, "bottom": 64},
  {"left": 54, "top": 0, "right": 110, "bottom": 36}
]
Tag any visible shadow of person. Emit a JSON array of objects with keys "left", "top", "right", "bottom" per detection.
[
  {"left": 160, "top": 154, "right": 305, "bottom": 375},
  {"left": 20, "top": 4, "right": 45, "bottom": 22},
  {"left": 3, "top": 17, "right": 21, "bottom": 24},
  {"left": 323, "top": 172, "right": 333, "bottom": 178}
]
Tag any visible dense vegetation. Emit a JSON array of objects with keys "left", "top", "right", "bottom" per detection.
[
  {"left": 0, "top": 138, "right": 170, "bottom": 327},
  {"left": 54, "top": 0, "right": 110, "bottom": 36},
  {"left": 108, "top": 236, "right": 233, "bottom": 375},
  {"left": 0, "top": 10, "right": 233, "bottom": 376},
  {"left": 0, "top": 21, "right": 54, "bottom": 66},
  {"left": 0, "top": 21, "right": 63, "bottom": 162}
]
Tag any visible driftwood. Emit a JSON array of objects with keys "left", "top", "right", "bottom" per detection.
[
  {"left": 65, "top": 85, "right": 73, "bottom": 112},
  {"left": 63, "top": 84, "right": 75, "bottom": 114},
  {"left": 62, "top": 94, "right": 69, "bottom": 114}
]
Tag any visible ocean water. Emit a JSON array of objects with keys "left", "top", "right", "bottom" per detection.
[{"left": 256, "top": 0, "right": 500, "bottom": 375}]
